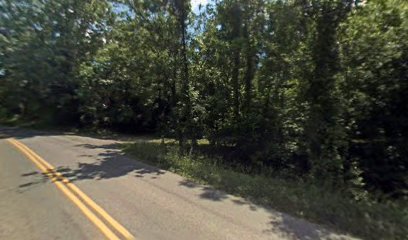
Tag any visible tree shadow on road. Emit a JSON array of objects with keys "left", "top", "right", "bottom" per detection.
[
  {"left": 55, "top": 144, "right": 166, "bottom": 181},
  {"left": 1, "top": 126, "right": 353, "bottom": 240},
  {"left": 179, "top": 179, "right": 230, "bottom": 201},
  {"left": 264, "top": 214, "right": 353, "bottom": 240},
  {"left": 0, "top": 125, "right": 155, "bottom": 142},
  {"left": 18, "top": 171, "right": 49, "bottom": 193},
  {"left": 177, "top": 180, "right": 350, "bottom": 240},
  {"left": 0, "top": 126, "right": 54, "bottom": 139}
]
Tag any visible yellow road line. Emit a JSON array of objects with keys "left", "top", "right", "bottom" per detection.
[
  {"left": 8, "top": 138, "right": 135, "bottom": 240},
  {"left": 6, "top": 138, "right": 135, "bottom": 240}
]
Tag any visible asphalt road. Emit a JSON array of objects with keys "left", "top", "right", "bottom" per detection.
[{"left": 0, "top": 127, "right": 357, "bottom": 240}]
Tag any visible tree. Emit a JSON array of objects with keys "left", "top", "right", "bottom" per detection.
[
  {"left": 1, "top": 0, "right": 407, "bottom": 198},
  {"left": 0, "top": 0, "right": 112, "bottom": 124},
  {"left": 298, "top": 0, "right": 353, "bottom": 183},
  {"left": 339, "top": 0, "right": 408, "bottom": 196}
]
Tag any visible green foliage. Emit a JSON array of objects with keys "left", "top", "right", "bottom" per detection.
[
  {"left": 0, "top": 0, "right": 113, "bottom": 124},
  {"left": 1, "top": 0, "right": 408, "bottom": 235},
  {"left": 338, "top": 0, "right": 408, "bottom": 196}
]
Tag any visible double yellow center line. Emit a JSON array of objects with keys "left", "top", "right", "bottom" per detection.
[{"left": 7, "top": 138, "right": 135, "bottom": 240}]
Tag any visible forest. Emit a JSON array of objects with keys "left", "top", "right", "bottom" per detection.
[{"left": 1, "top": 0, "right": 407, "bottom": 235}]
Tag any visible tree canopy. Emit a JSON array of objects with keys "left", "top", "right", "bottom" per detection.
[{"left": 1, "top": 0, "right": 407, "bottom": 198}]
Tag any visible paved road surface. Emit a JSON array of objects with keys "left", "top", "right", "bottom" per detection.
[{"left": 0, "top": 127, "right": 357, "bottom": 240}]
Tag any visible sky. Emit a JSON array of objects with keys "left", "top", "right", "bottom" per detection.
[
  {"left": 113, "top": 0, "right": 210, "bottom": 15},
  {"left": 191, "top": 0, "right": 210, "bottom": 13}
]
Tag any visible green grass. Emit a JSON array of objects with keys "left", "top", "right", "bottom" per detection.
[{"left": 122, "top": 141, "right": 408, "bottom": 240}]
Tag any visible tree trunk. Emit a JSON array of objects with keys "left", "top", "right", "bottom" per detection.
[
  {"left": 232, "top": 49, "right": 240, "bottom": 120},
  {"left": 243, "top": 24, "right": 254, "bottom": 114}
]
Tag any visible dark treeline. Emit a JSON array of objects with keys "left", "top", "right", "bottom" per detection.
[{"left": 1, "top": 0, "right": 407, "bottom": 198}]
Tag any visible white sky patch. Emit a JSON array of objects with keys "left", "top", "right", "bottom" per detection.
[{"left": 191, "top": 0, "right": 209, "bottom": 13}]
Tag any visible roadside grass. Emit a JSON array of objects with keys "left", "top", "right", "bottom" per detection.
[{"left": 122, "top": 140, "right": 408, "bottom": 240}]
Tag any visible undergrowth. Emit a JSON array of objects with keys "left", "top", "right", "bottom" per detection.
[{"left": 123, "top": 141, "right": 408, "bottom": 240}]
